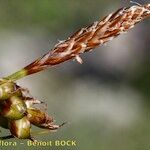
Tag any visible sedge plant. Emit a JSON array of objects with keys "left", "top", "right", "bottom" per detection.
[{"left": 0, "top": 3, "right": 149, "bottom": 141}]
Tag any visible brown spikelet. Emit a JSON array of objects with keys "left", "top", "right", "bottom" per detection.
[{"left": 24, "top": 3, "right": 150, "bottom": 75}]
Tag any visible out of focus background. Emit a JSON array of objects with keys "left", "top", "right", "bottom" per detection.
[{"left": 0, "top": 0, "right": 150, "bottom": 150}]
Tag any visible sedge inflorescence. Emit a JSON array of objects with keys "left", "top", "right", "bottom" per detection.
[{"left": 0, "top": 79, "right": 65, "bottom": 141}]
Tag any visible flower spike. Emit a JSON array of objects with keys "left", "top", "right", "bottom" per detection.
[{"left": 5, "top": 3, "right": 150, "bottom": 81}]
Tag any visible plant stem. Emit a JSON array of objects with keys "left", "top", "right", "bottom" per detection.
[
  {"left": 0, "top": 130, "right": 52, "bottom": 140},
  {"left": 4, "top": 69, "right": 28, "bottom": 81},
  {"left": 0, "top": 135, "right": 14, "bottom": 140}
]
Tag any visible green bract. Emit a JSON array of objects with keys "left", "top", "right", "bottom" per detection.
[
  {"left": 0, "top": 82, "right": 16, "bottom": 100},
  {"left": 0, "top": 95, "right": 27, "bottom": 120},
  {"left": 9, "top": 116, "right": 31, "bottom": 139}
]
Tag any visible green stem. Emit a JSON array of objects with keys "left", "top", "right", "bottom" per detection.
[
  {"left": 0, "top": 130, "right": 53, "bottom": 140},
  {"left": 0, "top": 135, "right": 14, "bottom": 140},
  {"left": 4, "top": 69, "right": 28, "bottom": 81}
]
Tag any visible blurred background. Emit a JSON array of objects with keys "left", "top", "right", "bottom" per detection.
[{"left": 0, "top": 0, "right": 150, "bottom": 150}]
